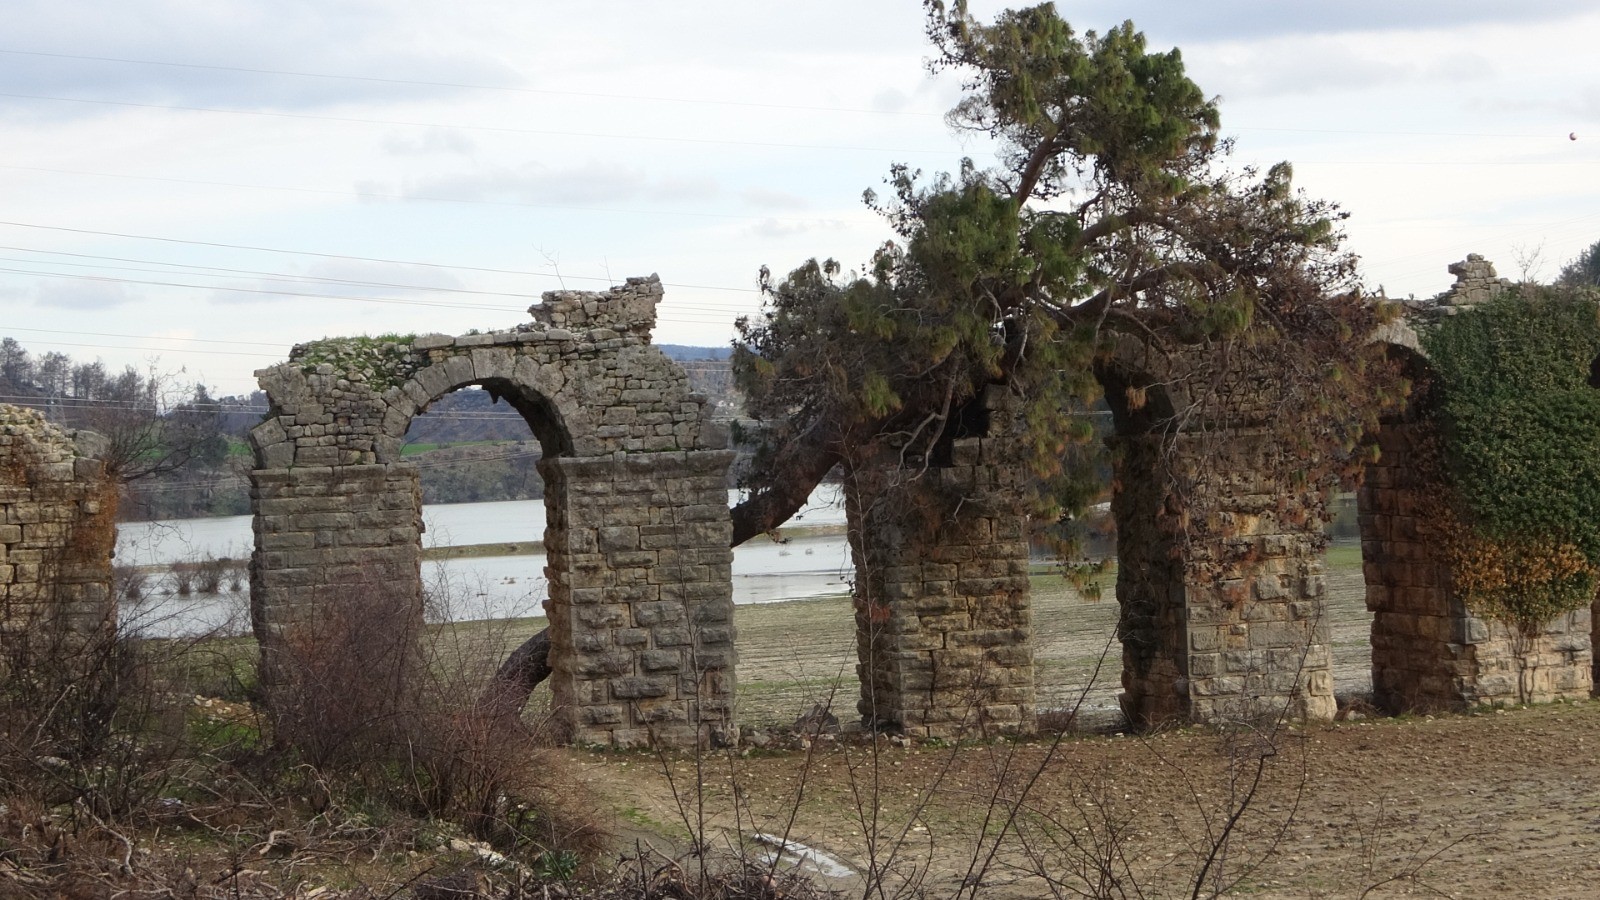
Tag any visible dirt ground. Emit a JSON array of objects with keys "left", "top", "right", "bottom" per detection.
[
  {"left": 561, "top": 551, "right": 1600, "bottom": 898},
  {"left": 574, "top": 700, "right": 1600, "bottom": 898}
]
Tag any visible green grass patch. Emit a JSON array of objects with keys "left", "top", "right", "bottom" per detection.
[{"left": 1325, "top": 543, "right": 1362, "bottom": 571}]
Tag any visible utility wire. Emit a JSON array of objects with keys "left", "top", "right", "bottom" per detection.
[
  {"left": 0, "top": 247, "right": 543, "bottom": 301},
  {"left": 0, "top": 245, "right": 764, "bottom": 311},
  {"left": 0, "top": 91, "right": 949, "bottom": 156},
  {"left": 0, "top": 266, "right": 761, "bottom": 324},
  {"left": 0, "top": 47, "right": 943, "bottom": 118},
  {"left": 0, "top": 163, "right": 865, "bottom": 225},
  {"left": 0, "top": 49, "right": 1575, "bottom": 139},
  {"left": 0, "top": 221, "right": 764, "bottom": 293}
]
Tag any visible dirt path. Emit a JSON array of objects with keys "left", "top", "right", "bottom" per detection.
[{"left": 575, "top": 700, "right": 1600, "bottom": 898}]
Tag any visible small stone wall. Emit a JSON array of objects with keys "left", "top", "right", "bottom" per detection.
[
  {"left": 541, "top": 452, "right": 736, "bottom": 747},
  {"left": 0, "top": 405, "right": 115, "bottom": 664},
  {"left": 845, "top": 438, "right": 1034, "bottom": 738},
  {"left": 1436, "top": 254, "right": 1511, "bottom": 311},
  {"left": 1113, "top": 431, "right": 1335, "bottom": 727}
]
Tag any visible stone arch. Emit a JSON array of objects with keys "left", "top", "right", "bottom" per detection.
[
  {"left": 248, "top": 276, "right": 737, "bottom": 747},
  {"left": 383, "top": 373, "right": 574, "bottom": 464},
  {"left": 1356, "top": 340, "right": 1456, "bottom": 712}
]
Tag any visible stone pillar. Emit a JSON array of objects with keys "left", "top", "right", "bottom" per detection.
[
  {"left": 0, "top": 405, "right": 116, "bottom": 667},
  {"left": 540, "top": 450, "right": 736, "bottom": 748},
  {"left": 1362, "top": 422, "right": 1592, "bottom": 710},
  {"left": 846, "top": 438, "right": 1034, "bottom": 739},
  {"left": 249, "top": 462, "right": 424, "bottom": 672},
  {"left": 1113, "top": 430, "right": 1335, "bottom": 728}
]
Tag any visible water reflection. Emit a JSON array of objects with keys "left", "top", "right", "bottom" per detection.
[{"left": 118, "top": 487, "right": 853, "bottom": 638}]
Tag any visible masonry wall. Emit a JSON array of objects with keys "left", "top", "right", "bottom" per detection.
[
  {"left": 1113, "top": 430, "right": 1335, "bottom": 727},
  {"left": 0, "top": 404, "right": 115, "bottom": 667},
  {"left": 541, "top": 451, "right": 736, "bottom": 747},
  {"left": 846, "top": 438, "right": 1034, "bottom": 738},
  {"left": 249, "top": 277, "right": 713, "bottom": 470},
  {"left": 1361, "top": 420, "right": 1592, "bottom": 710},
  {"left": 250, "top": 463, "right": 423, "bottom": 644}
]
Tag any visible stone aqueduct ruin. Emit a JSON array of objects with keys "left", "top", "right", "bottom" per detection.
[{"left": 1, "top": 258, "right": 1593, "bottom": 746}]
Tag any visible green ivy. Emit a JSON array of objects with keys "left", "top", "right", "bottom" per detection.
[
  {"left": 291, "top": 333, "right": 418, "bottom": 391},
  {"left": 1420, "top": 286, "right": 1600, "bottom": 625}
]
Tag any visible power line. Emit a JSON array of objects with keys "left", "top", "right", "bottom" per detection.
[
  {"left": 2, "top": 325, "right": 285, "bottom": 349},
  {"left": 0, "top": 246, "right": 543, "bottom": 301},
  {"left": 0, "top": 268, "right": 755, "bottom": 328},
  {"left": 0, "top": 339, "right": 284, "bottom": 359},
  {"left": 2, "top": 48, "right": 1578, "bottom": 141},
  {"left": 1231, "top": 125, "right": 1563, "bottom": 140},
  {"left": 0, "top": 163, "right": 864, "bottom": 225},
  {"left": 0, "top": 91, "right": 949, "bottom": 157},
  {"left": 1358, "top": 210, "right": 1600, "bottom": 281},
  {"left": 1295, "top": 159, "right": 1592, "bottom": 167},
  {"left": 0, "top": 265, "right": 514, "bottom": 311},
  {"left": 0, "top": 221, "right": 763, "bottom": 294},
  {"left": 0, "top": 244, "right": 765, "bottom": 312},
  {"left": 0, "top": 47, "right": 942, "bottom": 119}
]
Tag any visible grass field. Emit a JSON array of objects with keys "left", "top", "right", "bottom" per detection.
[{"left": 418, "top": 542, "right": 1374, "bottom": 729}]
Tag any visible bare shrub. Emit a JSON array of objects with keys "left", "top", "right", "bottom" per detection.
[
  {"left": 112, "top": 564, "right": 148, "bottom": 604},
  {"left": 0, "top": 614, "right": 200, "bottom": 821},
  {"left": 264, "top": 581, "right": 422, "bottom": 771},
  {"left": 263, "top": 575, "right": 606, "bottom": 866}
]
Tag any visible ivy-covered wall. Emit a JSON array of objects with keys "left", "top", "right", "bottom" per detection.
[
  {"left": 1359, "top": 264, "right": 1597, "bottom": 712},
  {"left": 1421, "top": 286, "right": 1600, "bottom": 631}
]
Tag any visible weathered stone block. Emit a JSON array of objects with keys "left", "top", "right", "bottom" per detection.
[
  {"left": 633, "top": 600, "right": 685, "bottom": 626},
  {"left": 575, "top": 652, "right": 634, "bottom": 678},
  {"left": 611, "top": 676, "right": 671, "bottom": 699},
  {"left": 640, "top": 649, "right": 682, "bottom": 672}
]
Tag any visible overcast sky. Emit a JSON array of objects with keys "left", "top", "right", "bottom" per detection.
[{"left": 1, "top": 1, "right": 1596, "bottom": 396}]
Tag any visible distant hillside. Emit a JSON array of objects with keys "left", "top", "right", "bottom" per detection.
[
  {"left": 405, "top": 389, "right": 530, "bottom": 446},
  {"left": 656, "top": 344, "right": 731, "bottom": 361}
]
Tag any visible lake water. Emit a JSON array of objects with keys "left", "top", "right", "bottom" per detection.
[{"left": 116, "top": 486, "right": 854, "bottom": 637}]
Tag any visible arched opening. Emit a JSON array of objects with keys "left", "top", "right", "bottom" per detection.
[
  {"left": 393, "top": 375, "right": 575, "bottom": 718},
  {"left": 1097, "top": 350, "right": 1339, "bottom": 728},
  {"left": 248, "top": 292, "right": 740, "bottom": 748}
]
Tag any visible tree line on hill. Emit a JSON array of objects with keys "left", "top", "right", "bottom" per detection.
[{"left": 0, "top": 338, "right": 739, "bottom": 520}]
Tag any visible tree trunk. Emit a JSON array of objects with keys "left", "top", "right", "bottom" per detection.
[{"left": 477, "top": 628, "right": 552, "bottom": 721}]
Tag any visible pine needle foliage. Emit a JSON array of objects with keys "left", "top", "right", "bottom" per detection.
[{"left": 729, "top": 2, "right": 1398, "bottom": 550}]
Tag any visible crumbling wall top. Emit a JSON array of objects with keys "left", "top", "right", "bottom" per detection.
[
  {"left": 526, "top": 274, "right": 662, "bottom": 333},
  {"left": 1437, "top": 254, "right": 1512, "bottom": 311},
  {"left": 0, "top": 404, "right": 103, "bottom": 483}
]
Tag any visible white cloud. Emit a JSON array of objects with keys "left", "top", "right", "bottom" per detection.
[
  {"left": 32, "top": 278, "right": 138, "bottom": 310},
  {"left": 381, "top": 129, "right": 478, "bottom": 157},
  {"left": 396, "top": 161, "right": 721, "bottom": 207},
  {"left": 740, "top": 188, "right": 810, "bottom": 212}
]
